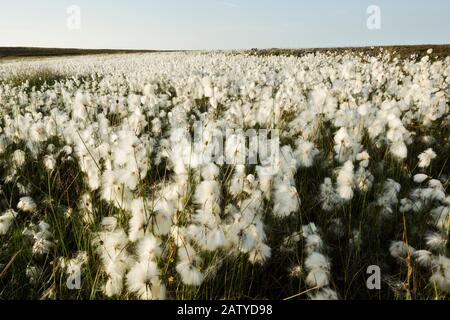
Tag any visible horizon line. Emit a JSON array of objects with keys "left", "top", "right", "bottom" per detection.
[{"left": 1, "top": 43, "right": 450, "bottom": 52}]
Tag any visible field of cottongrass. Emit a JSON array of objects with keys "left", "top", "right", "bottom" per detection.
[{"left": 0, "top": 50, "right": 449, "bottom": 300}]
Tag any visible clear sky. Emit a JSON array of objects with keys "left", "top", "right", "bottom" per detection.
[{"left": 1, "top": 0, "right": 450, "bottom": 50}]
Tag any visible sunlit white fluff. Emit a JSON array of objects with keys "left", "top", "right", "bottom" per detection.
[
  {"left": 308, "top": 287, "right": 338, "bottom": 300},
  {"left": 229, "top": 165, "right": 246, "bottom": 197},
  {"left": 390, "top": 141, "right": 408, "bottom": 160},
  {"left": 414, "top": 174, "right": 429, "bottom": 184},
  {"left": 389, "top": 241, "right": 416, "bottom": 260},
  {"left": 356, "top": 151, "right": 370, "bottom": 168},
  {"left": 248, "top": 243, "right": 271, "bottom": 265},
  {"left": 333, "top": 128, "right": 360, "bottom": 163},
  {"left": 431, "top": 206, "right": 450, "bottom": 233},
  {"left": 418, "top": 148, "right": 437, "bottom": 168},
  {"left": 273, "top": 182, "right": 300, "bottom": 218},
  {"left": 17, "top": 196, "right": 37, "bottom": 213},
  {"left": 429, "top": 256, "right": 450, "bottom": 293},
  {"left": 126, "top": 261, "right": 166, "bottom": 300},
  {"left": 425, "top": 232, "right": 448, "bottom": 251},
  {"left": 137, "top": 235, "right": 162, "bottom": 261},
  {"left": 12, "top": 149, "right": 26, "bottom": 167},
  {"left": 336, "top": 160, "right": 354, "bottom": 200},
  {"left": 305, "top": 252, "right": 331, "bottom": 272},
  {"left": 355, "top": 167, "right": 374, "bottom": 193},
  {"left": 320, "top": 178, "right": 342, "bottom": 211},
  {"left": 305, "top": 234, "right": 323, "bottom": 254},
  {"left": 306, "top": 268, "right": 330, "bottom": 288},
  {"left": 194, "top": 180, "right": 221, "bottom": 213},
  {"left": 0, "top": 209, "right": 18, "bottom": 235},
  {"left": 377, "top": 179, "right": 401, "bottom": 217},
  {"left": 413, "top": 250, "right": 433, "bottom": 268},
  {"left": 23, "top": 221, "right": 54, "bottom": 256},
  {"left": 295, "top": 139, "right": 319, "bottom": 168},
  {"left": 43, "top": 154, "right": 56, "bottom": 171},
  {"left": 176, "top": 260, "right": 205, "bottom": 286}
]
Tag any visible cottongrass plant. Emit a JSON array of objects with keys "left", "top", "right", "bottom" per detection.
[{"left": 0, "top": 49, "right": 449, "bottom": 300}]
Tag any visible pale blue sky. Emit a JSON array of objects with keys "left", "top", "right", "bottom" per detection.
[{"left": 1, "top": 0, "right": 450, "bottom": 50}]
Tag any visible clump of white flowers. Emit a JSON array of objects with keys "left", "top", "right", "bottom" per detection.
[
  {"left": 429, "top": 256, "right": 450, "bottom": 293},
  {"left": 301, "top": 223, "right": 338, "bottom": 300},
  {"left": 22, "top": 221, "right": 54, "bottom": 256},
  {"left": 0, "top": 209, "right": 18, "bottom": 235},
  {"left": 93, "top": 217, "right": 133, "bottom": 297},
  {"left": 0, "top": 50, "right": 449, "bottom": 300},
  {"left": 126, "top": 235, "right": 166, "bottom": 300},
  {"left": 43, "top": 154, "right": 56, "bottom": 171},
  {"left": 376, "top": 179, "right": 401, "bottom": 218},
  {"left": 336, "top": 160, "right": 355, "bottom": 200},
  {"left": 12, "top": 150, "right": 26, "bottom": 168},
  {"left": 17, "top": 196, "right": 37, "bottom": 213},
  {"left": 418, "top": 148, "right": 437, "bottom": 168},
  {"left": 414, "top": 174, "right": 429, "bottom": 184},
  {"left": 320, "top": 178, "right": 343, "bottom": 211}
]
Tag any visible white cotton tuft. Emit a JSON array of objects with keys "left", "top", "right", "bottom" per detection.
[
  {"left": 273, "top": 183, "right": 300, "bottom": 217},
  {"left": 429, "top": 256, "right": 450, "bottom": 293},
  {"left": 176, "top": 260, "right": 205, "bottom": 286},
  {"left": 295, "top": 139, "right": 319, "bottom": 168},
  {"left": 17, "top": 196, "right": 37, "bottom": 213},
  {"left": 308, "top": 287, "right": 338, "bottom": 300},
  {"left": 126, "top": 261, "right": 165, "bottom": 300},
  {"left": 336, "top": 161, "right": 354, "bottom": 200},
  {"left": 43, "top": 154, "right": 56, "bottom": 171},
  {"left": 418, "top": 148, "right": 437, "bottom": 168},
  {"left": 413, "top": 174, "right": 429, "bottom": 184},
  {"left": 389, "top": 241, "right": 415, "bottom": 260},
  {"left": 390, "top": 141, "right": 408, "bottom": 160},
  {"left": 413, "top": 250, "right": 433, "bottom": 268},
  {"left": 0, "top": 209, "right": 18, "bottom": 235}
]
